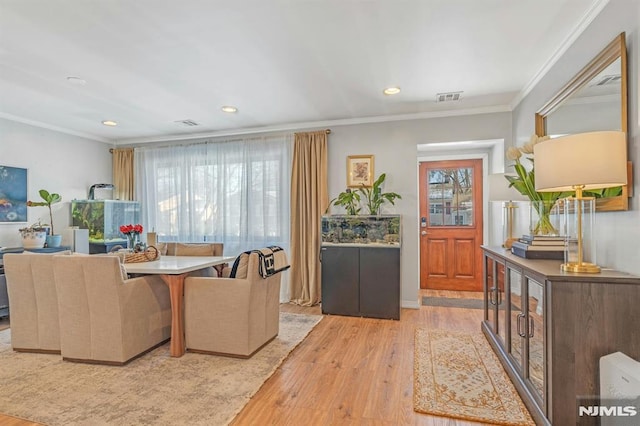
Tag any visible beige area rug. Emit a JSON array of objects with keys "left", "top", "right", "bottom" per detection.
[
  {"left": 0, "top": 312, "right": 322, "bottom": 426},
  {"left": 414, "top": 329, "right": 535, "bottom": 426}
]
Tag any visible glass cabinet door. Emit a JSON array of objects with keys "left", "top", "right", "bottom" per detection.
[
  {"left": 496, "top": 262, "right": 507, "bottom": 344},
  {"left": 526, "top": 277, "right": 545, "bottom": 402},
  {"left": 484, "top": 255, "right": 497, "bottom": 333},
  {"left": 508, "top": 267, "right": 525, "bottom": 372},
  {"left": 484, "top": 255, "right": 507, "bottom": 345}
]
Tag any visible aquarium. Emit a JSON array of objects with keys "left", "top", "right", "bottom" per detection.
[
  {"left": 71, "top": 200, "right": 140, "bottom": 253},
  {"left": 321, "top": 215, "right": 401, "bottom": 246}
]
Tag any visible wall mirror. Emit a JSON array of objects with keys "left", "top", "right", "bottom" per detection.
[{"left": 535, "top": 32, "right": 629, "bottom": 212}]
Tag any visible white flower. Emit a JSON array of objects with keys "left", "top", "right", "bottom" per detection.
[{"left": 506, "top": 146, "right": 522, "bottom": 161}]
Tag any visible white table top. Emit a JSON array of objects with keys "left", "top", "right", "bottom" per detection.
[{"left": 123, "top": 255, "right": 236, "bottom": 275}]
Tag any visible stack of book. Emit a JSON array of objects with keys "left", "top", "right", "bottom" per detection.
[{"left": 511, "top": 235, "right": 566, "bottom": 260}]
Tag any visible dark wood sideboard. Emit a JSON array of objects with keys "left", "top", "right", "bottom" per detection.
[{"left": 481, "top": 245, "right": 640, "bottom": 426}]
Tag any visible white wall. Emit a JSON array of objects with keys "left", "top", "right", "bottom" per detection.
[
  {"left": 0, "top": 118, "right": 113, "bottom": 247},
  {"left": 512, "top": 0, "right": 640, "bottom": 275},
  {"left": 326, "top": 112, "right": 511, "bottom": 308}
]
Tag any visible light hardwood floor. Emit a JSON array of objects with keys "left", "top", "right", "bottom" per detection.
[{"left": 0, "top": 290, "right": 490, "bottom": 426}]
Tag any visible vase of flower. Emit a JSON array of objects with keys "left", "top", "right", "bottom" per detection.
[
  {"left": 505, "top": 134, "right": 573, "bottom": 237},
  {"left": 120, "top": 224, "right": 144, "bottom": 252},
  {"left": 529, "top": 200, "right": 561, "bottom": 236}
]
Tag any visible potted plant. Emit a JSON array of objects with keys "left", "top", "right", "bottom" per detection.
[
  {"left": 357, "top": 173, "right": 402, "bottom": 215},
  {"left": 327, "top": 188, "right": 361, "bottom": 215},
  {"left": 19, "top": 221, "right": 48, "bottom": 249},
  {"left": 27, "top": 189, "right": 62, "bottom": 247}
]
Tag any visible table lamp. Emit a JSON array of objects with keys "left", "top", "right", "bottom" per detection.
[
  {"left": 534, "top": 131, "right": 627, "bottom": 273},
  {"left": 488, "top": 173, "right": 528, "bottom": 249}
]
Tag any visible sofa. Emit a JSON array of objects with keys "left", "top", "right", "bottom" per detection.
[{"left": 3, "top": 251, "right": 69, "bottom": 353}]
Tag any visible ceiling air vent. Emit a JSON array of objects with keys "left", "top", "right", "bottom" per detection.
[
  {"left": 592, "top": 75, "right": 621, "bottom": 86},
  {"left": 174, "top": 119, "right": 199, "bottom": 127},
  {"left": 436, "top": 91, "right": 463, "bottom": 103}
]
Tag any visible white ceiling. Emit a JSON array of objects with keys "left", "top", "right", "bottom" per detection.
[{"left": 0, "top": 0, "right": 606, "bottom": 144}]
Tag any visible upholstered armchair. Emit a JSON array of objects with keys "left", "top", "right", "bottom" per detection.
[
  {"left": 53, "top": 255, "right": 172, "bottom": 365},
  {"left": 3, "top": 252, "right": 69, "bottom": 353},
  {"left": 184, "top": 249, "right": 286, "bottom": 358}
]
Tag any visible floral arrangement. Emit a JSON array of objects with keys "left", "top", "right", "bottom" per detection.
[
  {"left": 505, "top": 135, "right": 571, "bottom": 235},
  {"left": 120, "top": 223, "right": 143, "bottom": 250}
]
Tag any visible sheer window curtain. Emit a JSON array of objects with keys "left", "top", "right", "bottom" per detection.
[{"left": 135, "top": 135, "right": 293, "bottom": 301}]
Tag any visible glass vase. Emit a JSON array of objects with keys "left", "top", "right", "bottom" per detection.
[
  {"left": 127, "top": 234, "right": 138, "bottom": 251},
  {"left": 529, "top": 200, "right": 561, "bottom": 237}
]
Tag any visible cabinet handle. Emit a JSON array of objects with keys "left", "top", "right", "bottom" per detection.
[
  {"left": 517, "top": 313, "right": 526, "bottom": 337},
  {"left": 489, "top": 287, "right": 496, "bottom": 305},
  {"left": 528, "top": 316, "right": 535, "bottom": 338}
]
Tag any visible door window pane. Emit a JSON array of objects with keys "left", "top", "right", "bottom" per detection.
[{"left": 428, "top": 167, "right": 474, "bottom": 226}]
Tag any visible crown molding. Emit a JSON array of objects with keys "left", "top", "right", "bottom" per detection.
[
  {"left": 0, "top": 112, "right": 110, "bottom": 143},
  {"left": 510, "top": 0, "right": 610, "bottom": 110},
  {"left": 116, "top": 105, "right": 512, "bottom": 145}
]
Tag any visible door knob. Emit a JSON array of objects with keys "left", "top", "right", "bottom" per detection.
[{"left": 421, "top": 230, "right": 427, "bottom": 236}]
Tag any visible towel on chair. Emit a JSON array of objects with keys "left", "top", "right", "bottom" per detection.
[{"left": 230, "top": 246, "right": 290, "bottom": 279}]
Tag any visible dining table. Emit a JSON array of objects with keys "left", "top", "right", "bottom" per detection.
[{"left": 124, "top": 255, "right": 236, "bottom": 357}]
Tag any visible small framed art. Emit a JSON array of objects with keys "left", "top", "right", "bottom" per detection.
[{"left": 347, "top": 155, "right": 374, "bottom": 188}]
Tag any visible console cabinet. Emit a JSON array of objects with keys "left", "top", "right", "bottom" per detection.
[
  {"left": 482, "top": 246, "right": 640, "bottom": 426},
  {"left": 321, "top": 245, "right": 400, "bottom": 320}
]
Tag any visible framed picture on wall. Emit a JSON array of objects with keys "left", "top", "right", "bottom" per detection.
[
  {"left": 347, "top": 155, "right": 374, "bottom": 188},
  {"left": 0, "top": 165, "right": 28, "bottom": 223}
]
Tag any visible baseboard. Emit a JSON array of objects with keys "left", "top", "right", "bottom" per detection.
[{"left": 402, "top": 299, "right": 420, "bottom": 309}]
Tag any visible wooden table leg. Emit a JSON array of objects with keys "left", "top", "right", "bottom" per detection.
[{"left": 160, "top": 273, "right": 189, "bottom": 357}]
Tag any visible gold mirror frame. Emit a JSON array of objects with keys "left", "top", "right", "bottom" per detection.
[{"left": 535, "top": 32, "right": 629, "bottom": 212}]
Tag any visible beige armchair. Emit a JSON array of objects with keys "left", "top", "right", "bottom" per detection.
[
  {"left": 3, "top": 252, "right": 69, "bottom": 353},
  {"left": 53, "top": 255, "right": 172, "bottom": 365},
  {"left": 184, "top": 250, "right": 285, "bottom": 358}
]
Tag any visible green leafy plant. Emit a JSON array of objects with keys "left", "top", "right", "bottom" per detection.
[
  {"left": 328, "top": 189, "right": 361, "bottom": 215},
  {"left": 27, "top": 189, "right": 62, "bottom": 235},
  {"left": 358, "top": 173, "right": 402, "bottom": 215}
]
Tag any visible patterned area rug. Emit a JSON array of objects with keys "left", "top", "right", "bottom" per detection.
[
  {"left": 414, "top": 329, "right": 535, "bottom": 426},
  {"left": 0, "top": 312, "right": 322, "bottom": 426}
]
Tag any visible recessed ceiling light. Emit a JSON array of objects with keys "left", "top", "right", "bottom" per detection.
[
  {"left": 66, "top": 76, "right": 86, "bottom": 86},
  {"left": 221, "top": 106, "right": 238, "bottom": 113},
  {"left": 101, "top": 120, "right": 118, "bottom": 127},
  {"left": 383, "top": 87, "right": 401, "bottom": 95}
]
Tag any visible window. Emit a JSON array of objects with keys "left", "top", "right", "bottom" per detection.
[{"left": 135, "top": 135, "right": 292, "bottom": 255}]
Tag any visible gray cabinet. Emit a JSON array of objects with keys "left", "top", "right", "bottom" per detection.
[
  {"left": 321, "top": 245, "right": 400, "bottom": 320},
  {"left": 482, "top": 246, "right": 640, "bottom": 426}
]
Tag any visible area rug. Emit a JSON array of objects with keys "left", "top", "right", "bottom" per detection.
[
  {"left": 0, "top": 312, "right": 322, "bottom": 426},
  {"left": 414, "top": 328, "right": 535, "bottom": 426}
]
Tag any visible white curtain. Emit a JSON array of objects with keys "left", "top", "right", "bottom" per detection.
[{"left": 135, "top": 134, "right": 293, "bottom": 300}]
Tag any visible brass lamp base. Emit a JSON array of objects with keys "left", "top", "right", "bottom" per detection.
[{"left": 561, "top": 262, "right": 601, "bottom": 273}]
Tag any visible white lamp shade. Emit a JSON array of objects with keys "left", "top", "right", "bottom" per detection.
[
  {"left": 488, "top": 173, "right": 528, "bottom": 201},
  {"left": 534, "top": 131, "right": 627, "bottom": 192}
]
